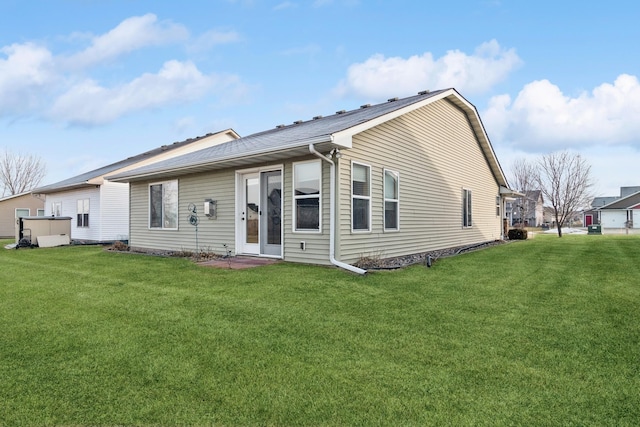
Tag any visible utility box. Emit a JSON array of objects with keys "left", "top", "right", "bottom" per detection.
[
  {"left": 204, "top": 199, "right": 217, "bottom": 219},
  {"left": 15, "top": 216, "right": 72, "bottom": 247},
  {"left": 587, "top": 225, "right": 602, "bottom": 235}
]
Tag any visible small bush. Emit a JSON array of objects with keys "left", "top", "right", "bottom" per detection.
[
  {"left": 110, "top": 241, "right": 129, "bottom": 251},
  {"left": 508, "top": 228, "right": 528, "bottom": 240}
]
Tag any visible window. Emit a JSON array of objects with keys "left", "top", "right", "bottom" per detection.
[
  {"left": 15, "top": 208, "right": 30, "bottom": 218},
  {"left": 77, "top": 199, "right": 89, "bottom": 227},
  {"left": 352, "top": 162, "right": 371, "bottom": 231},
  {"left": 293, "top": 160, "right": 321, "bottom": 231},
  {"left": 149, "top": 180, "right": 178, "bottom": 229},
  {"left": 52, "top": 202, "right": 61, "bottom": 217},
  {"left": 384, "top": 169, "right": 399, "bottom": 231},
  {"left": 37, "top": 209, "right": 45, "bottom": 216},
  {"left": 463, "top": 189, "right": 472, "bottom": 227},
  {"left": 496, "top": 195, "right": 501, "bottom": 217}
]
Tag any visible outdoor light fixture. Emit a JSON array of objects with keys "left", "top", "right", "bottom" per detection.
[{"left": 328, "top": 148, "right": 342, "bottom": 159}]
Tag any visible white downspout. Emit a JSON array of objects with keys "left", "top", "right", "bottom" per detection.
[{"left": 309, "top": 143, "right": 367, "bottom": 275}]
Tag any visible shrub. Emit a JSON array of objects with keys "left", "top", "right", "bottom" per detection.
[
  {"left": 508, "top": 228, "right": 528, "bottom": 240},
  {"left": 110, "top": 241, "right": 129, "bottom": 251}
]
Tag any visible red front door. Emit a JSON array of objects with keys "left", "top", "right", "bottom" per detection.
[{"left": 585, "top": 214, "right": 593, "bottom": 226}]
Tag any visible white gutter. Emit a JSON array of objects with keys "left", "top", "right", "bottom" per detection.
[{"left": 309, "top": 143, "right": 367, "bottom": 275}]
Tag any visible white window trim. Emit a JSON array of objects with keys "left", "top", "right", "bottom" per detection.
[
  {"left": 52, "top": 202, "right": 61, "bottom": 217},
  {"left": 383, "top": 169, "right": 400, "bottom": 232},
  {"left": 148, "top": 180, "right": 179, "bottom": 230},
  {"left": 292, "top": 159, "right": 322, "bottom": 234},
  {"left": 463, "top": 188, "right": 473, "bottom": 228},
  {"left": 77, "top": 198, "right": 90, "bottom": 228},
  {"left": 351, "top": 161, "right": 372, "bottom": 233},
  {"left": 15, "top": 208, "right": 30, "bottom": 218}
]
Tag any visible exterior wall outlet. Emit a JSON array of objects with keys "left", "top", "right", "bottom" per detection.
[{"left": 300, "top": 241, "right": 306, "bottom": 250}]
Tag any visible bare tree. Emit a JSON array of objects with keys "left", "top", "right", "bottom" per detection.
[
  {"left": 0, "top": 149, "right": 47, "bottom": 196},
  {"left": 509, "top": 158, "right": 538, "bottom": 227},
  {"left": 536, "top": 151, "right": 593, "bottom": 237}
]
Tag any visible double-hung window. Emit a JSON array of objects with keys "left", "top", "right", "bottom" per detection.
[
  {"left": 149, "top": 180, "right": 178, "bottom": 229},
  {"left": 293, "top": 160, "right": 321, "bottom": 231},
  {"left": 77, "top": 199, "right": 89, "bottom": 227},
  {"left": 463, "top": 188, "right": 472, "bottom": 227},
  {"left": 384, "top": 169, "right": 399, "bottom": 231},
  {"left": 352, "top": 162, "right": 371, "bottom": 232}
]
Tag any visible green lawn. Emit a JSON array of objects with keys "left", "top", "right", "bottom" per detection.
[{"left": 1, "top": 235, "right": 639, "bottom": 426}]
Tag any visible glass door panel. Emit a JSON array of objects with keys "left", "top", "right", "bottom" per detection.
[
  {"left": 245, "top": 176, "right": 259, "bottom": 245},
  {"left": 261, "top": 171, "right": 282, "bottom": 256}
]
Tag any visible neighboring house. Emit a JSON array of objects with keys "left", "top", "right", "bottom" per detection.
[
  {"left": 584, "top": 196, "right": 619, "bottom": 226},
  {"left": 508, "top": 190, "right": 544, "bottom": 227},
  {"left": 32, "top": 129, "right": 240, "bottom": 243},
  {"left": 0, "top": 192, "right": 45, "bottom": 238},
  {"left": 598, "top": 190, "right": 640, "bottom": 229},
  {"left": 584, "top": 186, "right": 640, "bottom": 226},
  {"left": 109, "top": 89, "right": 516, "bottom": 273}
]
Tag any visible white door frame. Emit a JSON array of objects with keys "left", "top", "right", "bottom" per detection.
[{"left": 235, "top": 165, "right": 283, "bottom": 257}]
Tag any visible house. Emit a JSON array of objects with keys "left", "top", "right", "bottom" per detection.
[
  {"left": 584, "top": 196, "right": 620, "bottom": 226},
  {"left": 598, "top": 190, "right": 640, "bottom": 230},
  {"left": 507, "top": 190, "right": 544, "bottom": 227},
  {"left": 0, "top": 192, "right": 45, "bottom": 238},
  {"left": 584, "top": 186, "right": 640, "bottom": 226},
  {"left": 32, "top": 129, "right": 240, "bottom": 243},
  {"left": 108, "top": 89, "right": 516, "bottom": 273}
]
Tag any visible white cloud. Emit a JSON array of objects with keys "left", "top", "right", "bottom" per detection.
[
  {"left": 188, "top": 29, "right": 241, "bottom": 53},
  {"left": 274, "top": 2, "right": 297, "bottom": 10},
  {"left": 0, "top": 42, "right": 57, "bottom": 113},
  {"left": 483, "top": 74, "right": 640, "bottom": 151},
  {"left": 65, "top": 14, "right": 189, "bottom": 69},
  {"left": 313, "top": 0, "right": 359, "bottom": 6},
  {"left": 0, "top": 15, "right": 248, "bottom": 126},
  {"left": 48, "top": 60, "right": 243, "bottom": 125},
  {"left": 334, "top": 40, "right": 522, "bottom": 99}
]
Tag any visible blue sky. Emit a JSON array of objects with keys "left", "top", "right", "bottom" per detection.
[{"left": 1, "top": 0, "right": 639, "bottom": 197}]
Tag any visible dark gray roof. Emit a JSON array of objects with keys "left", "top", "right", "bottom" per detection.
[
  {"left": 33, "top": 131, "right": 236, "bottom": 194},
  {"left": 591, "top": 196, "right": 619, "bottom": 207},
  {"left": 599, "top": 191, "right": 640, "bottom": 210},
  {"left": 108, "top": 89, "right": 454, "bottom": 181}
]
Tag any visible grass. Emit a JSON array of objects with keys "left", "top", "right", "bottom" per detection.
[{"left": 0, "top": 235, "right": 639, "bottom": 426}]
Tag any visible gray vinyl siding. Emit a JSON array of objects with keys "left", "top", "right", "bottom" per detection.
[
  {"left": 337, "top": 98, "right": 501, "bottom": 264},
  {"left": 283, "top": 155, "right": 331, "bottom": 265},
  {"left": 129, "top": 169, "right": 236, "bottom": 254},
  {"left": 129, "top": 158, "right": 332, "bottom": 263}
]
